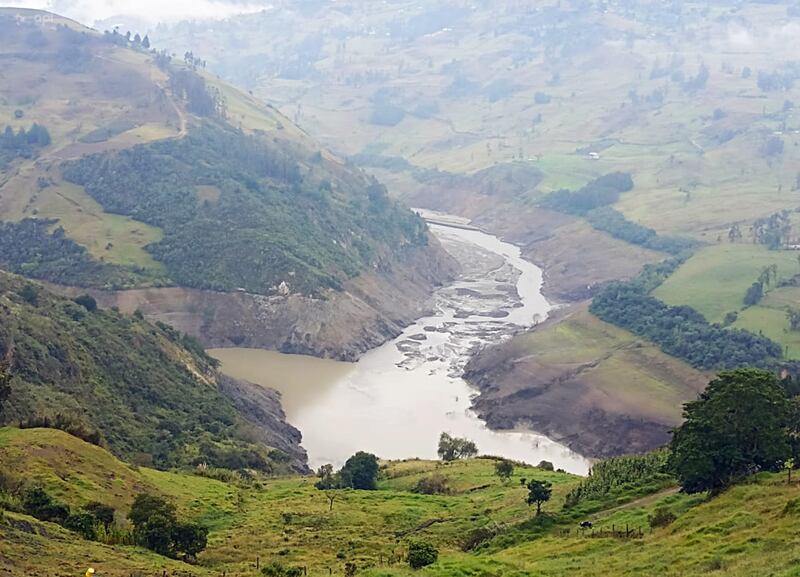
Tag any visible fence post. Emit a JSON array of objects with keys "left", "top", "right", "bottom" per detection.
[{"left": 257, "top": 556, "right": 260, "bottom": 570}]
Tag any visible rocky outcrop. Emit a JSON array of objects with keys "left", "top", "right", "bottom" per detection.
[
  {"left": 217, "top": 375, "right": 309, "bottom": 473},
  {"left": 49, "top": 237, "right": 458, "bottom": 361}
]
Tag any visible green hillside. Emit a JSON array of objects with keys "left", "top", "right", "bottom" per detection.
[
  {"left": 159, "top": 0, "right": 800, "bottom": 239},
  {"left": 2, "top": 427, "right": 800, "bottom": 577},
  {"left": 0, "top": 9, "right": 429, "bottom": 296},
  {"left": 0, "top": 271, "right": 306, "bottom": 472},
  {"left": 153, "top": 0, "right": 800, "bottom": 456}
]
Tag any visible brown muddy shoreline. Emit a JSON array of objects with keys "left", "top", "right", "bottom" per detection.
[
  {"left": 396, "top": 180, "right": 695, "bottom": 459},
  {"left": 48, "top": 237, "right": 459, "bottom": 362}
]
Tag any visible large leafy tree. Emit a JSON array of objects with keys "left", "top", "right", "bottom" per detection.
[
  {"left": 670, "top": 369, "right": 790, "bottom": 494},
  {"left": 127, "top": 493, "right": 208, "bottom": 559},
  {"left": 339, "top": 451, "right": 380, "bottom": 490},
  {"left": 437, "top": 433, "right": 478, "bottom": 462},
  {"left": 172, "top": 522, "right": 209, "bottom": 561}
]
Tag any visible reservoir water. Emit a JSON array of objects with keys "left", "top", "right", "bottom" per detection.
[{"left": 210, "top": 212, "right": 591, "bottom": 475}]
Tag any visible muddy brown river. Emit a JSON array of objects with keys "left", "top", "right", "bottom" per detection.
[{"left": 210, "top": 212, "right": 591, "bottom": 474}]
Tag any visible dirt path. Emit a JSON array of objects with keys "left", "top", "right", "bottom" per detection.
[
  {"left": 155, "top": 80, "right": 188, "bottom": 138},
  {"left": 590, "top": 487, "right": 679, "bottom": 521}
]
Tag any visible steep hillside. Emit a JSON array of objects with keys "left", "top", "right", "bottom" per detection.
[
  {"left": 0, "top": 8, "right": 457, "bottom": 359},
  {"left": 156, "top": 0, "right": 800, "bottom": 453},
  {"left": 0, "top": 272, "right": 307, "bottom": 472},
  {"left": 155, "top": 0, "right": 800, "bottom": 291},
  {"left": 2, "top": 428, "right": 799, "bottom": 577}
]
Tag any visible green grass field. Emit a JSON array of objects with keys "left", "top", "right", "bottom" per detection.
[
  {"left": 654, "top": 244, "right": 800, "bottom": 322},
  {"left": 653, "top": 244, "right": 800, "bottom": 358},
  {"left": 3, "top": 428, "right": 800, "bottom": 577}
]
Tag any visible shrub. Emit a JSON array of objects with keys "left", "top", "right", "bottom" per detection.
[
  {"left": 412, "top": 474, "right": 452, "bottom": 495},
  {"left": 84, "top": 501, "right": 115, "bottom": 530},
  {"left": 723, "top": 311, "right": 739, "bottom": 326},
  {"left": 172, "top": 522, "right": 209, "bottom": 561},
  {"left": 537, "top": 460, "right": 555, "bottom": 471},
  {"left": 783, "top": 497, "right": 800, "bottom": 516},
  {"left": 564, "top": 450, "right": 672, "bottom": 508},
  {"left": 23, "top": 487, "right": 70, "bottom": 524},
  {"left": 262, "top": 561, "right": 303, "bottom": 577},
  {"left": 73, "top": 294, "right": 97, "bottom": 312},
  {"left": 461, "top": 526, "right": 495, "bottom": 551},
  {"left": 127, "top": 493, "right": 208, "bottom": 559},
  {"left": 18, "top": 413, "right": 104, "bottom": 447},
  {"left": 19, "top": 284, "right": 39, "bottom": 305},
  {"left": 648, "top": 507, "right": 677, "bottom": 528},
  {"left": 64, "top": 512, "right": 98, "bottom": 540},
  {"left": 408, "top": 539, "right": 438, "bottom": 569}
]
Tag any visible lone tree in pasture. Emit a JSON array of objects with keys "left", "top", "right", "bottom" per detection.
[
  {"left": 340, "top": 452, "right": 380, "bottom": 490},
  {"left": 670, "top": 369, "right": 790, "bottom": 495},
  {"left": 526, "top": 479, "right": 552, "bottom": 515},
  {"left": 127, "top": 493, "right": 208, "bottom": 560},
  {"left": 494, "top": 459, "right": 514, "bottom": 483},
  {"left": 438, "top": 433, "right": 478, "bottom": 462},
  {"left": 787, "top": 308, "right": 800, "bottom": 332}
]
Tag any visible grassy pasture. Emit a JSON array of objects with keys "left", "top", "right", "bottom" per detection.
[
  {"left": 653, "top": 244, "right": 800, "bottom": 358},
  {"left": 654, "top": 244, "right": 800, "bottom": 322},
  {"left": 3, "top": 428, "right": 800, "bottom": 577}
]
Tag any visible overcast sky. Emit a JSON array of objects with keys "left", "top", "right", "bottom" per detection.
[{"left": 2, "top": 0, "right": 268, "bottom": 27}]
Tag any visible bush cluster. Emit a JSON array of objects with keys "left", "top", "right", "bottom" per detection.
[{"left": 127, "top": 493, "right": 208, "bottom": 561}]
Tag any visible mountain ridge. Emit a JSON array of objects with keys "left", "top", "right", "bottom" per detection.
[{"left": 0, "top": 7, "right": 458, "bottom": 359}]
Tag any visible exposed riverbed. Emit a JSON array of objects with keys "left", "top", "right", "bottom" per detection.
[{"left": 211, "top": 212, "right": 591, "bottom": 474}]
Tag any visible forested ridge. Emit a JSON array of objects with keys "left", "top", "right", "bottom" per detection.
[
  {"left": 0, "top": 219, "right": 162, "bottom": 289},
  {"left": 62, "top": 122, "right": 428, "bottom": 295},
  {"left": 0, "top": 271, "right": 300, "bottom": 472},
  {"left": 590, "top": 281, "right": 783, "bottom": 370},
  {"left": 585, "top": 207, "right": 698, "bottom": 255},
  {"left": 540, "top": 172, "right": 634, "bottom": 215}
]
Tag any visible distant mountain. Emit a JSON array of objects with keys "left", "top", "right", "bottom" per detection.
[{"left": 0, "top": 8, "right": 457, "bottom": 358}]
